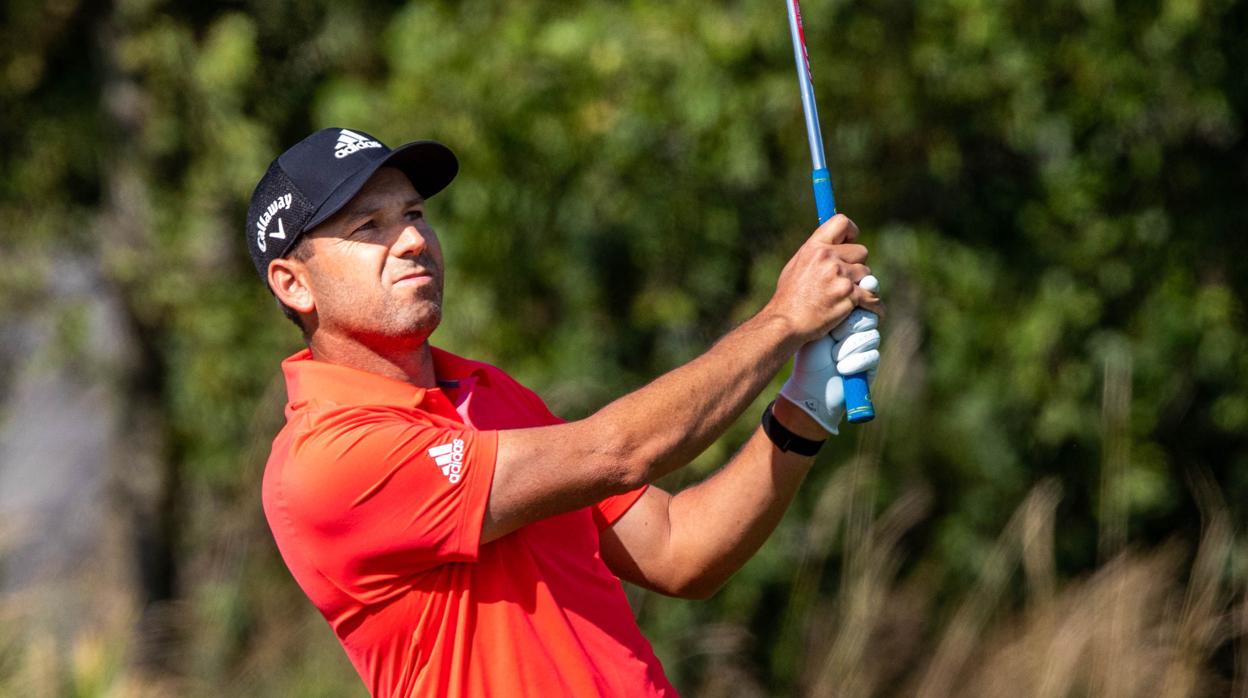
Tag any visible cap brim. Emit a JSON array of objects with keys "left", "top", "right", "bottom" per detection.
[{"left": 300, "top": 140, "right": 459, "bottom": 233}]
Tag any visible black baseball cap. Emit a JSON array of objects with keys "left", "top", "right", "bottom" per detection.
[{"left": 245, "top": 127, "right": 458, "bottom": 282}]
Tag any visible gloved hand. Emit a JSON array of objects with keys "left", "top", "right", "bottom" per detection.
[
  {"left": 779, "top": 277, "right": 881, "bottom": 435},
  {"left": 831, "top": 308, "right": 880, "bottom": 377}
]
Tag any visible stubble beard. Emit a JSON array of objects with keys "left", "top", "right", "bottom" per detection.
[
  {"left": 375, "top": 274, "right": 444, "bottom": 344},
  {"left": 317, "top": 272, "right": 445, "bottom": 353}
]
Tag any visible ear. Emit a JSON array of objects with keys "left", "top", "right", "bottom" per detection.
[{"left": 268, "top": 256, "right": 316, "bottom": 316}]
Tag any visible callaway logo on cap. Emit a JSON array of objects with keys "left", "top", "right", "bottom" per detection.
[{"left": 244, "top": 127, "right": 459, "bottom": 284}]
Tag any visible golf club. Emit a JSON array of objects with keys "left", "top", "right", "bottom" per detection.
[{"left": 786, "top": 0, "right": 875, "bottom": 423}]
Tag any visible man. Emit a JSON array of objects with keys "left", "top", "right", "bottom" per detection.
[{"left": 248, "top": 128, "right": 882, "bottom": 697}]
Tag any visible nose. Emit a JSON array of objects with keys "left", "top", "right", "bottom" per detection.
[{"left": 390, "top": 224, "right": 428, "bottom": 259}]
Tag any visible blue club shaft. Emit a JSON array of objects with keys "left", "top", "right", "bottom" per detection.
[{"left": 786, "top": 0, "right": 875, "bottom": 423}]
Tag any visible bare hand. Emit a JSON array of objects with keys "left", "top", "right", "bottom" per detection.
[{"left": 764, "top": 215, "right": 882, "bottom": 343}]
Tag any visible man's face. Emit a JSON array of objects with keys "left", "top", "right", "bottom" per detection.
[{"left": 300, "top": 167, "right": 445, "bottom": 347}]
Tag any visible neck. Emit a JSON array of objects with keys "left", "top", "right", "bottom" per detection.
[{"left": 308, "top": 331, "right": 438, "bottom": 388}]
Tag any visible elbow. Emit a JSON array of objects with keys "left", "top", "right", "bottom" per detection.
[
  {"left": 667, "top": 573, "right": 726, "bottom": 601},
  {"left": 614, "top": 458, "right": 652, "bottom": 495},
  {"left": 590, "top": 419, "right": 657, "bottom": 493},
  {"left": 660, "top": 558, "right": 730, "bottom": 600}
]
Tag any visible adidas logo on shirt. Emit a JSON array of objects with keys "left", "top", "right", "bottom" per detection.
[
  {"left": 334, "top": 129, "right": 383, "bottom": 159},
  {"left": 427, "top": 439, "right": 465, "bottom": 484}
]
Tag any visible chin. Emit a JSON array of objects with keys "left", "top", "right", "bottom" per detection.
[{"left": 395, "top": 303, "right": 442, "bottom": 340}]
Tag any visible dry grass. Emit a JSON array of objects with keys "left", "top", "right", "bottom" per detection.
[{"left": 731, "top": 476, "right": 1245, "bottom": 698}]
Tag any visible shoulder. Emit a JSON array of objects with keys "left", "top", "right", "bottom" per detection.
[{"left": 267, "top": 405, "right": 432, "bottom": 507}]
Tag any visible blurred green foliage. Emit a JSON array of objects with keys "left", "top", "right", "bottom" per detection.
[{"left": 1, "top": 0, "right": 1245, "bottom": 694}]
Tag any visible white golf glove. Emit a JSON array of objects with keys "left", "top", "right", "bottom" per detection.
[{"left": 779, "top": 277, "right": 881, "bottom": 435}]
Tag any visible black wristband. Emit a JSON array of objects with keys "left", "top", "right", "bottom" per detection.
[{"left": 760, "top": 400, "right": 826, "bottom": 456}]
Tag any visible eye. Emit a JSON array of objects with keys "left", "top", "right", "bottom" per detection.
[
  {"left": 405, "top": 209, "right": 425, "bottom": 221},
  {"left": 351, "top": 219, "right": 377, "bottom": 236}
]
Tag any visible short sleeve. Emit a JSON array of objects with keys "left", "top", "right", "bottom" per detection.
[
  {"left": 591, "top": 486, "right": 648, "bottom": 529},
  {"left": 275, "top": 407, "right": 498, "bottom": 601}
]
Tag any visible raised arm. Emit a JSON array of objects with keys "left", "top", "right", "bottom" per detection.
[
  {"left": 483, "top": 215, "right": 876, "bottom": 543},
  {"left": 596, "top": 291, "right": 881, "bottom": 598}
]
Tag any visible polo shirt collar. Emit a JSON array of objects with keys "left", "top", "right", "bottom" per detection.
[
  {"left": 282, "top": 346, "right": 489, "bottom": 408},
  {"left": 431, "top": 346, "right": 491, "bottom": 386}
]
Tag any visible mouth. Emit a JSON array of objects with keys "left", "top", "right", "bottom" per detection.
[{"left": 393, "top": 270, "right": 435, "bottom": 288}]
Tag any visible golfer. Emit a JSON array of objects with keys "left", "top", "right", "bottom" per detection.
[{"left": 249, "top": 128, "right": 882, "bottom": 697}]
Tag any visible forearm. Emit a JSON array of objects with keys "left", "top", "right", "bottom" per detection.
[
  {"left": 664, "top": 398, "right": 826, "bottom": 597},
  {"left": 587, "top": 310, "right": 805, "bottom": 487},
  {"left": 488, "top": 310, "right": 807, "bottom": 542}
]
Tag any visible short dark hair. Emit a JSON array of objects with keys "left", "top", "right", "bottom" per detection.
[{"left": 274, "top": 237, "right": 315, "bottom": 333}]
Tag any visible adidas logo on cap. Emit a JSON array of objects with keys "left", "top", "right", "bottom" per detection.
[
  {"left": 334, "top": 129, "right": 383, "bottom": 159},
  {"left": 427, "top": 439, "right": 465, "bottom": 484}
]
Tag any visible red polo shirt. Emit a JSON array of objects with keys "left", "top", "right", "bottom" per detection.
[{"left": 262, "top": 347, "right": 677, "bottom": 697}]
